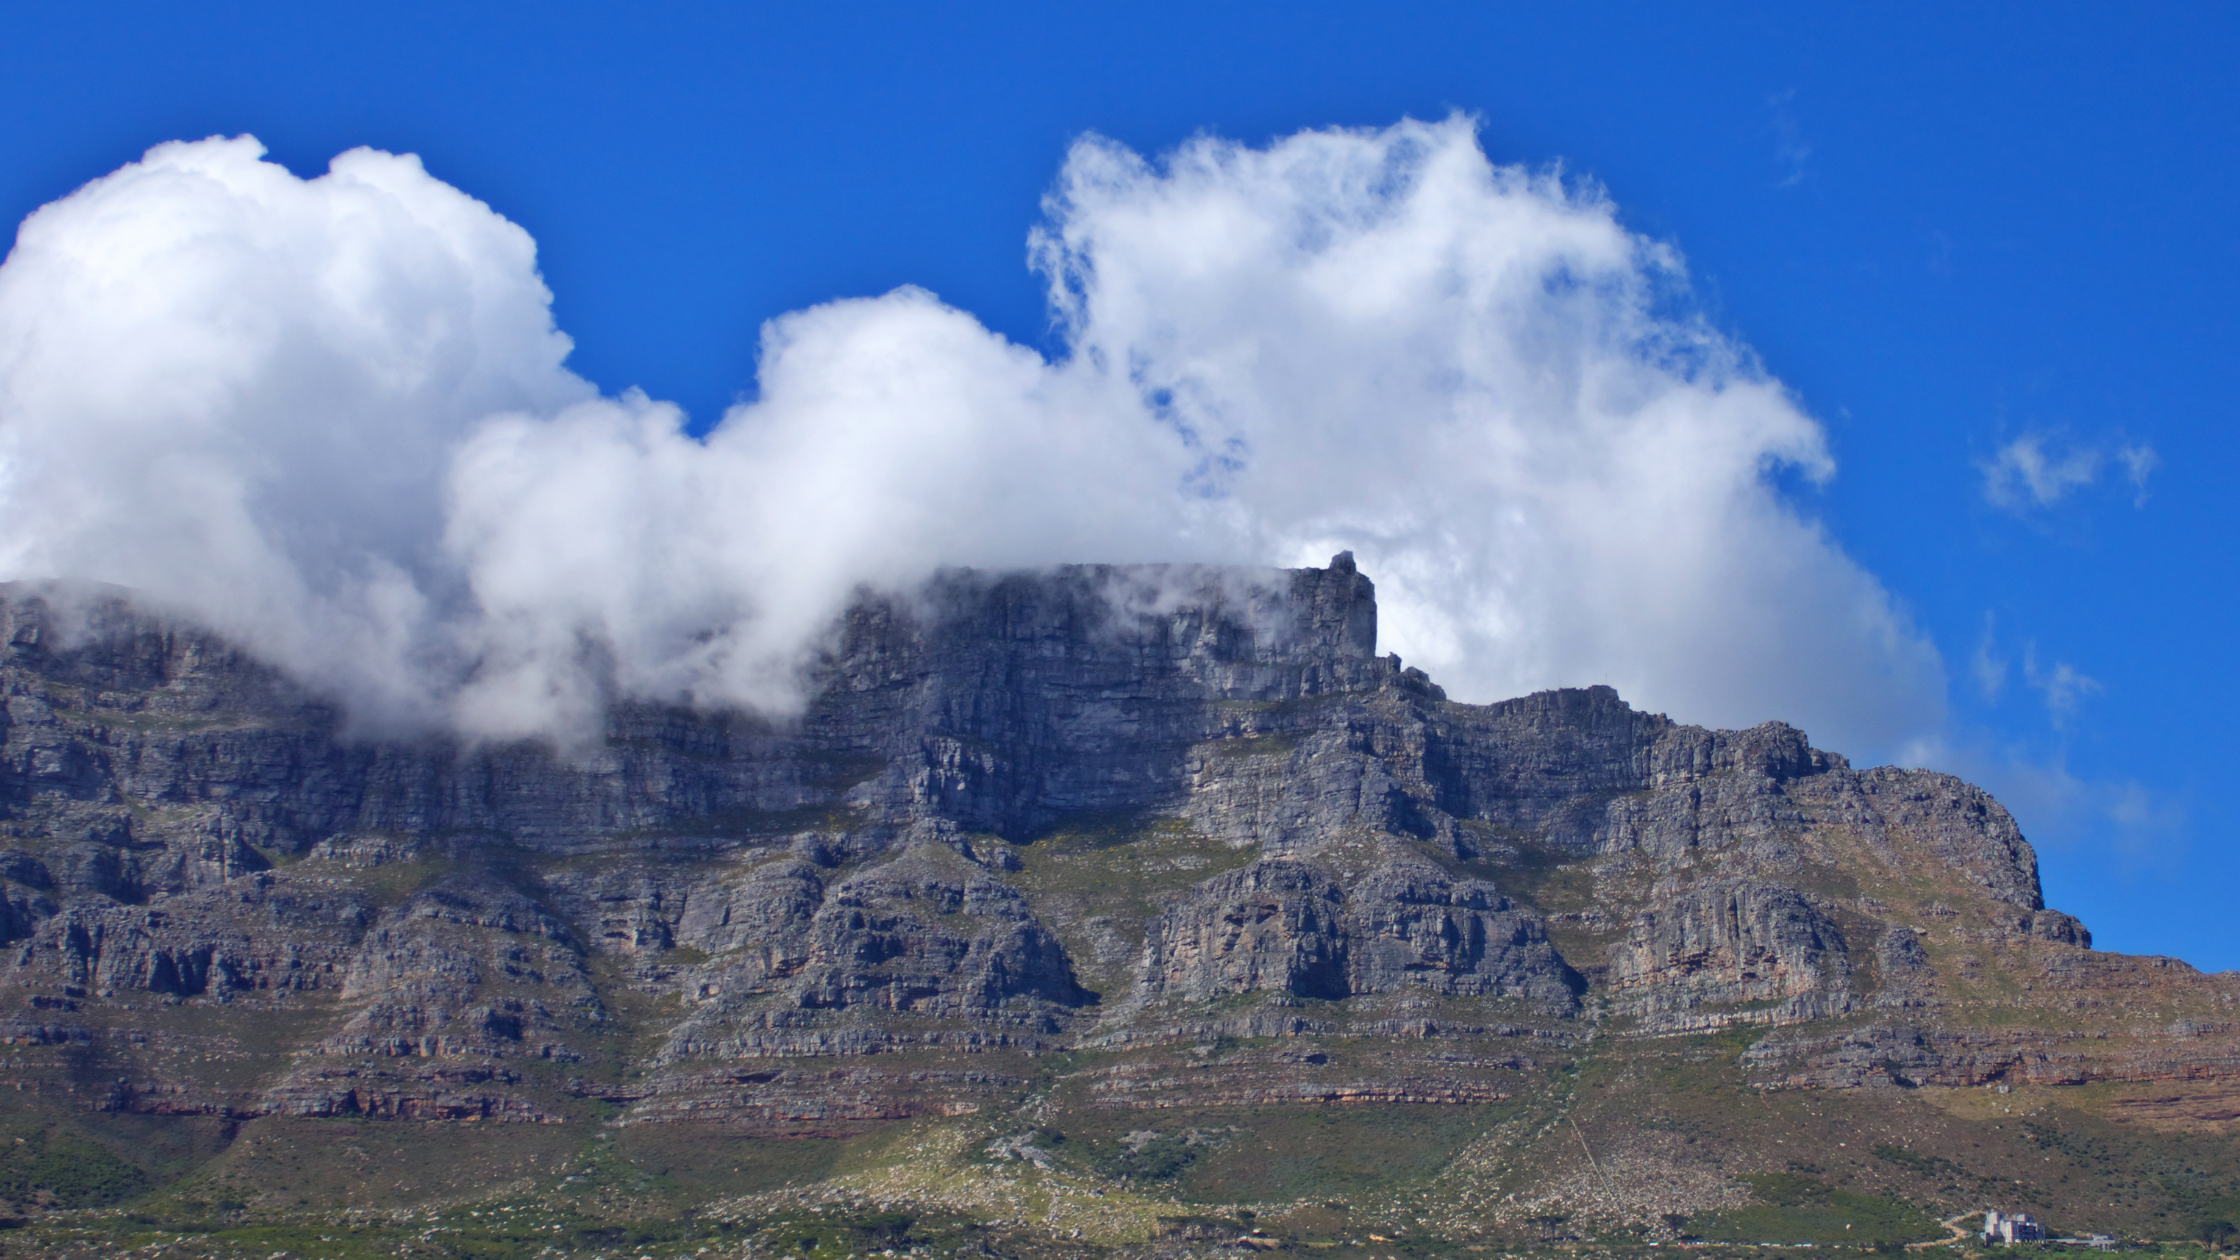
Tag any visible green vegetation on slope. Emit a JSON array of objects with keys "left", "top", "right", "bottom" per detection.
[{"left": 1693, "top": 1172, "right": 1939, "bottom": 1248}]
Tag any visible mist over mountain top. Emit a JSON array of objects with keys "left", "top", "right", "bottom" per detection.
[{"left": 0, "top": 118, "right": 1940, "bottom": 758}]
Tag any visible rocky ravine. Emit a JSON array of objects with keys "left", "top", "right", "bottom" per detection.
[{"left": 0, "top": 557, "right": 2234, "bottom": 1192}]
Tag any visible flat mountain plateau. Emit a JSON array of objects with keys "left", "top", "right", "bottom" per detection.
[{"left": 0, "top": 557, "right": 2235, "bottom": 1259}]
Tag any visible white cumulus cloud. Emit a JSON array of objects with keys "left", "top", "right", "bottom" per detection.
[
  {"left": 0, "top": 118, "right": 1946, "bottom": 757},
  {"left": 0, "top": 135, "right": 592, "bottom": 728}
]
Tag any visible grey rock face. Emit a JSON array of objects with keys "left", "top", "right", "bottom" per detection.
[
  {"left": 0, "top": 557, "right": 2161, "bottom": 1131},
  {"left": 1607, "top": 880, "right": 1852, "bottom": 1009},
  {"left": 788, "top": 849, "right": 1091, "bottom": 1016},
  {"left": 1594, "top": 880, "right": 1866, "bottom": 1033},
  {"left": 1341, "top": 859, "right": 1573, "bottom": 1000},
  {"left": 1139, "top": 859, "right": 1351, "bottom": 1001},
  {"left": 1872, "top": 926, "right": 1934, "bottom": 1009},
  {"left": 1135, "top": 857, "right": 1573, "bottom": 1005}
]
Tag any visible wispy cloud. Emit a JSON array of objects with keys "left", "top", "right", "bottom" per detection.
[
  {"left": 1768, "top": 89, "right": 1811, "bottom": 188},
  {"left": 1970, "top": 612, "right": 2008, "bottom": 701},
  {"left": 2116, "top": 444, "right": 2160, "bottom": 507},
  {"left": 1974, "top": 614, "right": 2099, "bottom": 729},
  {"left": 2022, "top": 643, "right": 2101, "bottom": 728},
  {"left": 1903, "top": 736, "right": 2188, "bottom": 868},
  {"left": 1980, "top": 431, "right": 2157, "bottom": 511},
  {"left": 2105, "top": 780, "right": 2188, "bottom": 857},
  {"left": 1981, "top": 434, "right": 2101, "bottom": 507}
]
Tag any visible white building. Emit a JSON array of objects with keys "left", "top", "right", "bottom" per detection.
[{"left": 1983, "top": 1210, "right": 2045, "bottom": 1245}]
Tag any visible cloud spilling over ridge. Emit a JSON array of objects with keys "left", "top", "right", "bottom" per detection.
[
  {"left": 0, "top": 136, "right": 592, "bottom": 726},
  {"left": 0, "top": 118, "right": 1944, "bottom": 755}
]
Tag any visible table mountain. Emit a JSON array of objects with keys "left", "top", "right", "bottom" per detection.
[{"left": 0, "top": 557, "right": 2233, "bottom": 1253}]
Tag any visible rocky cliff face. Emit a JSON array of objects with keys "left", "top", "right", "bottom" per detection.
[{"left": 0, "top": 557, "right": 2233, "bottom": 1150}]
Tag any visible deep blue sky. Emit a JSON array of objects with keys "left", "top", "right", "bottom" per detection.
[{"left": 3, "top": 2, "right": 2234, "bottom": 967}]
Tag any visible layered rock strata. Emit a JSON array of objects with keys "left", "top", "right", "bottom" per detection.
[{"left": 0, "top": 558, "right": 2231, "bottom": 1136}]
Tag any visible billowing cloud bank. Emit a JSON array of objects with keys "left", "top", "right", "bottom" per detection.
[{"left": 0, "top": 118, "right": 1944, "bottom": 753}]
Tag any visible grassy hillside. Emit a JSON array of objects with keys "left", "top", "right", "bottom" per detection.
[{"left": 2, "top": 1024, "right": 2238, "bottom": 1258}]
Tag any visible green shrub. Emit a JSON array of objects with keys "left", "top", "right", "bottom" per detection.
[
  {"left": 0, "top": 1127, "right": 149, "bottom": 1208},
  {"left": 1694, "top": 1173, "right": 1939, "bottom": 1248}
]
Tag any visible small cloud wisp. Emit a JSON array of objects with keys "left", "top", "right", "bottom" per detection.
[{"left": 1981, "top": 432, "right": 2158, "bottom": 511}]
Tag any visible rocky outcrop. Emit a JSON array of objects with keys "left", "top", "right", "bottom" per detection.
[
  {"left": 786, "top": 849, "right": 1091, "bottom": 1017},
  {"left": 1605, "top": 879, "right": 1854, "bottom": 1024},
  {"left": 1134, "top": 857, "right": 1574, "bottom": 1006},
  {"left": 1138, "top": 859, "right": 1352, "bottom": 1001}
]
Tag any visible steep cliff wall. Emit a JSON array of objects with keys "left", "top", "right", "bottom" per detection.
[{"left": 0, "top": 558, "right": 2231, "bottom": 1145}]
